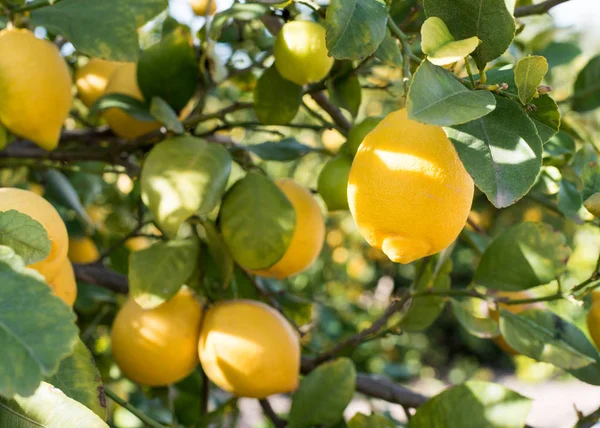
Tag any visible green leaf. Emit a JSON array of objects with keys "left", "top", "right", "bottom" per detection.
[
  {"left": 400, "top": 258, "right": 451, "bottom": 332},
  {"left": 325, "top": 0, "right": 388, "bottom": 60},
  {"left": 138, "top": 27, "right": 199, "bottom": 112},
  {"left": 421, "top": 17, "right": 480, "bottom": 66},
  {"left": 374, "top": 31, "right": 403, "bottom": 67},
  {"left": 474, "top": 222, "right": 571, "bottom": 291},
  {"left": 288, "top": 358, "right": 356, "bottom": 428},
  {"left": 210, "top": 4, "right": 269, "bottom": 39},
  {"left": 328, "top": 72, "right": 362, "bottom": 118},
  {"left": 445, "top": 96, "right": 542, "bottom": 208},
  {"left": 129, "top": 239, "right": 200, "bottom": 309},
  {"left": 246, "top": 138, "right": 320, "bottom": 162},
  {"left": 220, "top": 172, "right": 296, "bottom": 270},
  {"left": 150, "top": 97, "right": 184, "bottom": 134},
  {"left": 408, "top": 381, "right": 531, "bottom": 428},
  {"left": 141, "top": 136, "right": 232, "bottom": 237},
  {"left": 451, "top": 298, "right": 499, "bottom": 338},
  {"left": 573, "top": 55, "right": 600, "bottom": 112},
  {"left": 407, "top": 61, "right": 496, "bottom": 126},
  {"left": 130, "top": 0, "right": 168, "bottom": 27},
  {"left": 0, "top": 123, "right": 7, "bottom": 151},
  {"left": 0, "top": 382, "right": 108, "bottom": 427},
  {"left": 535, "top": 41, "right": 581, "bottom": 68},
  {"left": 90, "top": 94, "right": 155, "bottom": 122},
  {"left": 202, "top": 221, "right": 234, "bottom": 288},
  {"left": 254, "top": 65, "right": 302, "bottom": 125},
  {"left": 528, "top": 95, "right": 561, "bottom": 144},
  {"left": 582, "top": 162, "right": 600, "bottom": 202},
  {"left": 45, "top": 169, "right": 92, "bottom": 230},
  {"left": 0, "top": 248, "right": 78, "bottom": 398},
  {"left": 0, "top": 210, "right": 51, "bottom": 265},
  {"left": 500, "top": 310, "right": 598, "bottom": 371},
  {"left": 348, "top": 413, "right": 396, "bottom": 428},
  {"left": 557, "top": 178, "right": 582, "bottom": 219},
  {"left": 514, "top": 55, "right": 548, "bottom": 105},
  {"left": 31, "top": 0, "right": 140, "bottom": 61},
  {"left": 46, "top": 339, "right": 106, "bottom": 420},
  {"left": 424, "top": 0, "right": 516, "bottom": 70}
]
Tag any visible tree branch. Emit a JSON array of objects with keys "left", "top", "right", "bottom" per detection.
[
  {"left": 514, "top": 0, "right": 571, "bottom": 17},
  {"left": 355, "top": 373, "right": 428, "bottom": 408},
  {"left": 73, "top": 263, "right": 128, "bottom": 294},
  {"left": 310, "top": 91, "right": 352, "bottom": 134},
  {"left": 259, "top": 399, "right": 287, "bottom": 428}
]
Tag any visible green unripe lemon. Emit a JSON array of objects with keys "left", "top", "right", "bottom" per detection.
[
  {"left": 317, "top": 154, "right": 353, "bottom": 211},
  {"left": 274, "top": 21, "right": 334, "bottom": 86},
  {"left": 347, "top": 117, "right": 383, "bottom": 156}
]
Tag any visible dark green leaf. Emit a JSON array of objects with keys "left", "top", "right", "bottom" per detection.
[
  {"left": 31, "top": 0, "right": 140, "bottom": 61},
  {"left": 348, "top": 413, "right": 396, "bottom": 428},
  {"left": 220, "top": 172, "right": 296, "bottom": 270},
  {"left": 254, "top": 65, "right": 302, "bottom": 125},
  {"left": 451, "top": 298, "right": 499, "bottom": 338},
  {"left": 528, "top": 94, "right": 560, "bottom": 144},
  {"left": 89, "top": 93, "right": 155, "bottom": 122},
  {"left": 328, "top": 72, "right": 362, "bottom": 118},
  {"left": 150, "top": 97, "right": 184, "bottom": 134},
  {"left": 582, "top": 162, "right": 600, "bottom": 202},
  {"left": 535, "top": 41, "right": 581, "bottom": 68},
  {"left": 409, "top": 381, "right": 531, "bottom": 428},
  {"left": 573, "top": 55, "right": 600, "bottom": 112},
  {"left": 474, "top": 222, "right": 571, "bottom": 291},
  {"left": 138, "top": 27, "right": 199, "bottom": 112},
  {"left": 0, "top": 210, "right": 51, "bottom": 265},
  {"left": 202, "top": 221, "right": 234, "bottom": 288},
  {"left": 325, "top": 0, "right": 388, "bottom": 60},
  {"left": 45, "top": 169, "right": 92, "bottom": 229},
  {"left": 557, "top": 178, "right": 582, "bottom": 219},
  {"left": 374, "top": 31, "right": 402, "bottom": 67},
  {"left": 445, "top": 96, "right": 542, "bottom": 208},
  {"left": 408, "top": 61, "right": 496, "bottom": 125},
  {"left": 246, "top": 138, "right": 319, "bottom": 162},
  {"left": 288, "top": 358, "right": 356, "bottom": 428}
]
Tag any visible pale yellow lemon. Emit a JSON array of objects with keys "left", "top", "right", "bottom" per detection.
[
  {"left": 75, "top": 58, "right": 122, "bottom": 108},
  {"left": 0, "top": 188, "right": 68, "bottom": 282},
  {"left": 49, "top": 259, "right": 77, "bottom": 307},
  {"left": 198, "top": 300, "right": 300, "bottom": 398},
  {"left": 274, "top": 21, "right": 334, "bottom": 85},
  {"left": 111, "top": 287, "right": 203, "bottom": 386},
  {"left": 68, "top": 237, "right": 100, "bottom": 264},
  {"left": 104, "top": 63, "right": 161, "bottom": 140},
  {"left": 0, "top": 28, "right": 72, "bottom": 151},
  {"left": 253, "top": 179, "right": 325, "bottom": 279},
  {"left": 348, "top": 108, "right": 474, "bottom": 264},
  {"left": 190, "top": 0, "right": 217, "bottom": 16}
]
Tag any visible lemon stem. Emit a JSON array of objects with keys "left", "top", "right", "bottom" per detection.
[{"left": 104, "top": 388, "right": 167, "bottom": 428}]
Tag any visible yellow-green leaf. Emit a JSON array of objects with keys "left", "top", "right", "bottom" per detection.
[
  {"left": 514, "top": 55, "right": 548, "bottom": 105},
  {"left": 421, "top": 17, "right": 480, "bottom": 66}
]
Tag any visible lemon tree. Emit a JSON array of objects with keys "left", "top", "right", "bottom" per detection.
[{"left": 1, "top": 0, "right": 600, "bottom": 427}]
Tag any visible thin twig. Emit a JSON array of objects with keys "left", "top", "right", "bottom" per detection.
[
  {"left": 104, "top": 388, "right": 167, "bottom": 428},
  {"left": 310, "top": 91, "right": 352, "bottom": 134},
  {"left": 514, "top": 0, "right": 571, "bottom": 17},
  {"left": 259, "top": 399, "right": 287, "bottom": 428}
]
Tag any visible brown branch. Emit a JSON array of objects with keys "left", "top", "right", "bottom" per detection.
[
  {"left": 259, "top": 399, "right": 287, "bottom": 428},
  {"left": 514, "top": 0, "right": 571, "bottom": 17},
  {"left": 72, "top": 263, "right": 128, "bottom": 294},
  {"left": 355, "top": 373, "right": 428, "bottom": 408},
  {"left": 310, "top": 91, "right": 352, "bottom": 134}
]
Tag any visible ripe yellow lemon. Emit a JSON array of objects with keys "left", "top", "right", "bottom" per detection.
[
  {"left": 111, "top": 287, "right": 203, "bottom": 386},
  {"left": 68, "top": 237, "right": 100, "bottom": 264},
  {"left": 104, "top": 63, "right": 161, "bottom": 140},
  {"left": 0, "top": 188, "right": 68, "bottom": 282},
  {"left": 587, "top": 291, "right": 600, "bottom": 350},
  {"left": 198, "top": 300, "right": 300, "bottom": 398},
  {"left": 0, "top": 28, "right": 72, "bottom": 151},
  {"left": 317, "top": 154, "right": 353, "bottom": 211},
  {"left": 49, "top": 259, "right": 77, "bottom": 307},
  {"left": 274, "top": 21, "right": 334, "bottom": 85},
  {"left": 347, "top": 108, "right": 474, "bottom": 264},
  {"left": 190, "top": 0, "right": 217, "bottom": 15},
  {"left": 253, "top": 179, "right": 325, "bottom": 279},
  {"left": 75, "top": 58, "right": 122, "bottom": 108},
  {"left": 490, "top": 290, "right": 540, "bottom": 355}
]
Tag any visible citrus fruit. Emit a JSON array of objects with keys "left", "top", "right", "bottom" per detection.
[
  {"left": 584, "top": 193, "right": 600, "bottom": 217},
  {"left": 0, "top": 188, "right": 68, "bottom": 282},
  {"left": 490, "top": 290, "right": 541, "bottom": 355},
  {"left": 48, "top": 259, "right": 77, "bottom": 307},
  {"left": 317, "top": 154, "right": 353, "bottom": 211},
  {"left": 111, "top": 287, "right": 203, "bottom": 386},
  {"left": 125, "top": 236, "right": 151, "bottom": 252},
  {"left": 346, "top": 117, "right": 383, "bottom": 156},
  {"left": 347, "top": 108, "right": 474, "bottom": 264},
  {"left": 68, "top": 237, "right": 100, "bottom": 264},
  {"left": 75, "top": 58, "right": 122, "bottom": 108},
  {"left": 198, "top": 299, "right": 300, "bottom": 398},
  {"left": 104, "top": 63, "right": 161, "bottom": 140},
  {"left": 0, "top": 28, "right": 72, "bottom": 151},
  {"left": 253, "top": 179, "right": 325, "bottom": 279},
  {"left": 274, "top": 21, "right": 334, "bottom": 85},
  {"left": 190, "top": 0, "right": 217, "bottom": 16},
  {"left": 587, "top": 291, "right": 600, "bottom": 350}
]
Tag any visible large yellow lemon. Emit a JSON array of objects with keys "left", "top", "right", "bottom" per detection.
[
  {"left": 198, "top": 299, "right": 300, "bottom": 398},
  {"left": 0, "top": 28, "right": 72, "bottom": 151},
  {"left": 587, "top": 291, "right": 600, "bottom": 350},
  {"left": 254, "top": 179, "right": 325, "bottom": 279},
  {"left": 75, "top": 58, "right": 122, "bottom": 108},
  {"left": 274, "top": 21, "right": 334, "bottom": 85},
  {"left": 490, "top": 290, "right": 540, "bottom": 355},
  {"left": 347, "top": 108, "right": 474, "bottom": 264},
  {"left": 68, "top": 237, "right": 100, "bottom": 264},
  {"left": 190, "top": 0, "right": 217, "bottom": 16},
  {"left": 104, "top": 63, "right": 161, "bottom": 140},
  {"left": 49, "top": 259, "right": 77, "bottom": 307},
  {"left": 0, "top": 188, "right": 68, "bottom": 282},
  {"left": 111, "top": 287, "right": 203, "bottom": 386}
]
